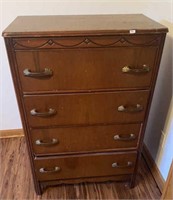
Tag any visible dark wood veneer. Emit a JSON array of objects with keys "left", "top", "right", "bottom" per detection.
[
  {"left": 3, "top": 14, "right": 168, "bottom": 195},
  {"left": 31, "top": 123, "right": 141, "bottom": 156},
  {"left": 16, "top": 47, "right": 157, "bottom": 92},
  {"left": 34, "top": 152, "right": 137, "bottom": 181},
  {"left": 24, "top": 91, "right": 149, "bottom": 127}
]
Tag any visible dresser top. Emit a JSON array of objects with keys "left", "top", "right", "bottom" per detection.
[{"left": 2, "top": 14, "right": 168, "bottom": 37}]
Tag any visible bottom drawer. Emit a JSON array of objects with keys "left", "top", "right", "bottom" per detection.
[{"left": 34, "top": 152, "right": 137, "bottom": 181}]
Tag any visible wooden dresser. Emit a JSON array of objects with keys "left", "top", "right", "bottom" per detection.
[{"left": 3, "top": 14, "right": 168, "bottom": 195}]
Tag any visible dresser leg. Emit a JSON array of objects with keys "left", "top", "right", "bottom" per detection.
[
  {"left": 129, "top": 176, "right": 136, "bottom": 188},
  {"left": 129, "top": 151, "right": 142, "bottom": 189},
  {"left": 34, "top": 181, "right": 43, "bottom": 195}
]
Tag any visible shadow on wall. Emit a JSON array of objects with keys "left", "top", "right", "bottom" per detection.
[{"left": 144, "top": 20, "right": 173, "bottom": 162}]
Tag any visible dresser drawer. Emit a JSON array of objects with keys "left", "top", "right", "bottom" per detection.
[
  {"left": 31, "top": 124, "right": 141, "bottom": 156},
  {"left": 24, "top": 91, "right": 149, "bottom": 127},
  {"left": 34, "top": 152, "right": 137, "bottom": 181},
  {"left": 16, "top": 46, "right": 157, "bottom": 93}
]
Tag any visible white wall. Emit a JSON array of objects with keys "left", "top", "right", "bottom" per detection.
[
  {"left": 155, "top": 99, "right": 173, "bottom": 180},
  {"left": 0, "top": 0, "right": 172, "bottom": 179},
  {"left": 144, "top": 18, "right": 173, "bottom": 180}
]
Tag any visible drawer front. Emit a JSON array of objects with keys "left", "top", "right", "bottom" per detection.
[
  {"left": 16, "top": 47, "right": 157, "bottom": 93},
  {"left": 31, "top": 124, "right": 141, "bottom": 155},
  {"left": 34, "top": 152, "right": 137, "bottom": 181},
  {"left": 24, "top": 91, "right": 149, "bottom": 127}
]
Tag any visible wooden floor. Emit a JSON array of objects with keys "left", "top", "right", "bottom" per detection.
[{"left": 0, "top": 137, "right": 161, "bottom": 199}]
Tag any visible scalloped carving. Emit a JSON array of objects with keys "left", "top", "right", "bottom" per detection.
[{"left": 13, "top": 35, "right": 161, "bottom": 50}]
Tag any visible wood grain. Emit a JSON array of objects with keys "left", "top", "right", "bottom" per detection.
[
  {"left": 31, "top": 123, "right": 141, "bottom": 156},
  {"left": 24, "top": 91, "right": 149, "bottom": 127},
  {"left": 34, "top": 152, "right": 137, "bottom": 181},
  {"left": 0, "top": 137, "right": 161, "bottom": 199},
  {"left": 0, "top": 129, "right": 24, "bottom": 138},
  {"left": 2, "top": 14, "right": 168, "bottom": 37},
  {"left": 161, "top": 160, "right": 173, "bottom": 199},
  {"left": 15, "top": 47, "right": 157, "bottom": 93}
]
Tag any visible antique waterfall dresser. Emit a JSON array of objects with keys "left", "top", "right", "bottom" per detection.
[{"left": 3, "top": 14, "right": 168, "bottom": 195}]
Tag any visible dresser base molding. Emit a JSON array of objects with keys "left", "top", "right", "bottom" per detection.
[{"left": 39, "top": 174, "right": 132, "bottom": 195}]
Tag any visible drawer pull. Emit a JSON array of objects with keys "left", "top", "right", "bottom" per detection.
[
  {"left": 23, "top": 68, "right": 53, "bottom": 78},
  {"left": 112, "top": 161, "right": 133, "bottom": 168},
  {"left": 35, "top": 138, "right": 58, "bottom": 146},
  {"left": 122, "top": 65, "right": 150, "bottom": 73},
  {"left": 39, "top": 166, "right": 61, "bottom": 173},
  {"left": 118, "top": 104, "right": 143, "bottom": 112},
  {"left": 114, "top": 134, "right": 136, "bottom": 141},
  {"left": 30, "top": 108, "right": 56, "bottom": 117}
]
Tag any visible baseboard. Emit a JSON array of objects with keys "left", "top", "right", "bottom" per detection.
[
  {"left": 142, "top": 143, "right": 165, "bottom": 193},
  {"left": 161, "top": 160, "right": 173, "bottom": 199},
  {"left": 0, "top": 129, "right": 24, "bottom": 138}
]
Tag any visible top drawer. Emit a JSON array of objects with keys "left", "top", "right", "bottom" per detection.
[{"left": 14, "top": 36, "right": 159, "bottom": 93}]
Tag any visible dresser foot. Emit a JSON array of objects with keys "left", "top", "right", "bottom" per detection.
[
  {"left": 129, "top": 175, "right": 136, "bottom": 189},
  {"left": 124, "top": 180, "right": 135, "bottom": 189},
  {"left": 34, "top": 182, "right": 43, "bottom": 195}
]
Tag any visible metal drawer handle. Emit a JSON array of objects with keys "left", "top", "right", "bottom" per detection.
[
  {"left": 30, "top": 108, "right": 56, "bottom": 117},
  {"left": 23, "top": 68, "right": 53, "bottom": 78},
  {"left": 35, "top": 138, "right": 58, "bottom": 146},
  {"left": 118, "top": 104, "right": 143, "bottom": 113},
  {"left": 112, "top": 161, "right": 133, "bottom": 168},
  {"left": 114, "top": 134, "right": 136, "bottom": 141},
  {"left": 122, "top": 64, "right": 150, "bottom": 73},
  {"left": 39, "top": 166, "right": 61, "bottom": 173}
]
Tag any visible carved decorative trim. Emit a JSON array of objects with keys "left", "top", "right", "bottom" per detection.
[{"left": 13, "top": 36, "right": 161, "bottom": 50}]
